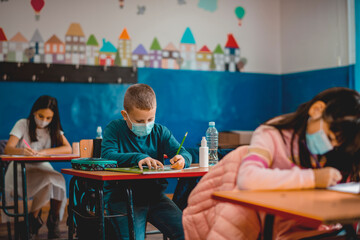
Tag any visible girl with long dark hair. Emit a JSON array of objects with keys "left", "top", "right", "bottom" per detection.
[
  {"left": 4, "top": 95, "right": 72, "bottom": 239},
  {"left": 235, "top": 87, "right": 360, "bottom": 238}
]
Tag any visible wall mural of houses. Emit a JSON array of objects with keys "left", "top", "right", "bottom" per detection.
[
  {"left": 0, "top": 28, "right": 7, "bottom": 62},
  {"left": 0, "top": 23, "right": 244, "bottom": 73}
]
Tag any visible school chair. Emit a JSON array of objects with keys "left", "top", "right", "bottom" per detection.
[
  {"left": 0, "top": 139, "right": 12, "bottom": 240},
  {"left": 71, "top": 139, "right": 168, "bottom": 239}
]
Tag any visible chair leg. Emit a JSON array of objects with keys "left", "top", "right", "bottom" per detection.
[{"left": 7, "top": 221, "right": 12, "bottom": 240}]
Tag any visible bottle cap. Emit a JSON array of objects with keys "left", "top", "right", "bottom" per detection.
[
  {"left": 97, "top": 126, "right": 102, "bottom": 132},
  {"left": 209, "top": 122, "right": 215, "bottom": 126},
  {"left": 201, "top": 136, "right": 207, "bottom": 147}
]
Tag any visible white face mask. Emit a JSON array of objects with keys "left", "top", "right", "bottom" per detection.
[
  {"left": 306, "top": 118, "right": 334, "bottom": 155},
  {"left": 34, "top": 116, "right": 51, "bottom": 128},
  {"left": 126, "top": 112, "right": 155, "bottom": 137}
]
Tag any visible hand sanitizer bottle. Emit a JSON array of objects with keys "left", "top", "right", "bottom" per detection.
[
  {"left": 96, "top": 126, "right": 103, "bottom": 139},
  {"left": 199, "top": 137, "right": 209, "bottom": 167}
]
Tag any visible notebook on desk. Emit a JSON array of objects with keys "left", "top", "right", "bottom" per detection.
[
  {"left": 327, "top": 182, "right": 360, "bottom": 194},
  {"left": 105, "top": 165, "right": 182, "bottom": 174}
]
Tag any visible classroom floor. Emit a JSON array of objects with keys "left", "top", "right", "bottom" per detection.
[{"left": 0, "top": 203, "right": 165, "bottom": 240}]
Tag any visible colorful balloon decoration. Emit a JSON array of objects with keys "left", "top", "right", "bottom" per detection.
[
  {"left": 235, "top": 6, "right": 245, "bottom": 26},
  {"left": 31, "top": 0, "right": 45, "bottom": 20}
]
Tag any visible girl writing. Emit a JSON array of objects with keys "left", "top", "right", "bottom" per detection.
[
  {"left": 4, "top": 95, "right": 72, "bottom": 239},
  {"left": 237, "top": 87, "right": 360, "bottom": 238}
]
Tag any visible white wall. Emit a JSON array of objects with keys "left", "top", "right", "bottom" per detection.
[
  {"left": 0, "top": 0, "right": 281, "bottom": 74},
  {"left": 280, "top": 0, "right": 352, "bottom": 73},
  {"left": 0, "top": 0, "right": 353, "bottom": 74}
]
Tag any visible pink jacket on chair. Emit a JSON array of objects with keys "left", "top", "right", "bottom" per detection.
[{"left": 182, "top": 146, "right": 262, "bottom": 240}]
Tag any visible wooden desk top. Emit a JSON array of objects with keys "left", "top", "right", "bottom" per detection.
[
  {"left": 0, "top": 154, "right": 80, "bottom": 162},
  {"left": 61, "top": 164, "right": 209, "bottom": 181},
  {"left": 212, "top": 190, "right": 360, "bottom": 226}
]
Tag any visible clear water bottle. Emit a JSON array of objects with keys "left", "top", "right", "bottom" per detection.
[
  {"left": 206, "top": 122, "right": 218, "bottom": 165},
  {"left": 96, "top": 126, "right": 103, "bottom": 139}
]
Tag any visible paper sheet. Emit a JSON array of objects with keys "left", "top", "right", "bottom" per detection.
[{"left": 327, "top": 182, "right": 360, "bottom": 194}]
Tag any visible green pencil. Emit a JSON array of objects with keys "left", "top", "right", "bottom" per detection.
[{"left": 176, "top": 132, "right": 188, "bottom": 155}]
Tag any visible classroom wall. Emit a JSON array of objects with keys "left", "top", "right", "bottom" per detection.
[
  {"left": 0, "top": 0, "right": 282, "bottom": 74},
  {"left": 280, "top": 0, "right": 353, "bottom": 73}
]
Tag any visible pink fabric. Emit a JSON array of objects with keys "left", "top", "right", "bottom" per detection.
[
  {"left": 183, "top": 146, "right": 262, "bottom": 240},
  {"left": 237, "top": 125, "right": 315, "bottom": 190},
  {"left": 242, "top": 154, "right": 269, "bottom": 168}
]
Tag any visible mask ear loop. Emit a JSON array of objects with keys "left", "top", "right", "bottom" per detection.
[{"left": 125, "top": 111, "right": 134, "bottom": 124}]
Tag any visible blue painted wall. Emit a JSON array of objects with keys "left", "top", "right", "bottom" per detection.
[
  {"left": 0, "top": 66, "right": 354, "bottom": 193},
  {"left": 282, "top": 65, "right": 354, "bottom": 113},
  {"left": 356, "top": 0, "right": 360, "bottom": 92}
]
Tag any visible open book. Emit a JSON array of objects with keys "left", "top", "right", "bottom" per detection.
[
  {"left": 327, "top": 182, "right": 360, "bottom": 194},
  {"left": 105, "top": 165, "right": 182, "bottom": 174}
]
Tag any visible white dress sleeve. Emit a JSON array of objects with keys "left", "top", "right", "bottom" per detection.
[{"left": 9, "top": 119, "right": 28, "bottom": 139}]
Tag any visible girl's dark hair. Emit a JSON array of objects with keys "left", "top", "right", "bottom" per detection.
[
  {"left": 28, "top": 95, "right": 64, "bottom": 147},
  {"left": 265, "top": 87, "right": 360, "bottom": 178}
]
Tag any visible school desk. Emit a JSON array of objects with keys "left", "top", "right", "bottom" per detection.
[
  {"left": 0, "top": 154, "right": 79, "bottom": 240},
  {"left": 62, "top": 165, "right": 209, "bottom": 240},
  {"left": 212, "top": 189, "right": 360, "bottom": 240}
]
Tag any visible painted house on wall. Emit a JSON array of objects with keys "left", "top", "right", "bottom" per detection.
[
  {"left": 149, "top": 37, "right": 162, "bottom": 68},
  {"left": 179, "top": 27, "right": 196, "bottom": 70},
  {"left": 65, "top": 23, "right": 86, "bottom": 65},
  {"left": 213, "top": 44, "right": 225, "bottom": 71},
  {"left": 132, "top": 44, "right": 150, "bottom": 68},
  {"left": 118, "top": 28, "right": 132, "bottom": 67},
  {"left": 29, "top": 29, "right": 45, "bottom": 63},
  {"left": 86, "top": 34, "right": 99, "bottom": 65},
  {"left": 7, "top": 32, "right": 29, "bottom": 62},
  {"left": 224, "top": 34, "right": 240, "bottom": 72},
  {"left": 162, "top": 42, "right": 181, "bottom": 70},
  {"left": 0, "top": 28, "right": 8, "bottom": 61},
  {"left": 196, "top": 45, "right": 212, "bottom": 71},
  {"left": 99, "top": 39, "right": 117, "bottom": 66},
  {"left": 44, "top": 35, "right": 65, "bottom": 64}
]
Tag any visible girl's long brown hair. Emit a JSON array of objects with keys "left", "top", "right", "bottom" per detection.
[
  {"left": 28, "top": 95, "right": 64, "bottom": 147},
  {"left": 265, "top": 87, "right": 360, "bottom": 179}
]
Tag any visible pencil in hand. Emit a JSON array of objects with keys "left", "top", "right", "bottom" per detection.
[{"left": 176, "top": 132, "right": 188, "bottom": 155}]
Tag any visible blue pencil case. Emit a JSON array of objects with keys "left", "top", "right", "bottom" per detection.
[{"left": 71, "top": 158, "right": 118, "bottom": 171}]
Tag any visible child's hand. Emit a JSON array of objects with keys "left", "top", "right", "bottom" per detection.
[
  {"left": 138, "top": 157, "right": 164, "bottom": 170},
  {"left": 313, "top": 167, "right": 342, "bottom": 188},
  {"left": 170, "top": 155, "right": 185, "bottom": 170},
  {"left": 22, "top": 147, "right": 38, "bottom": 156}
]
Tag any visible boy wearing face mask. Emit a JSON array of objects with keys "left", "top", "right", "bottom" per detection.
[
  {"left": 101, "top": 83, "right": 192, "bottom": 240},
  {"left": 4, "top": 95, "right": 72, "bottom": 239}
]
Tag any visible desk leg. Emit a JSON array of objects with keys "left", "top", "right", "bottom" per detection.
[
  {"left": 95, "top": 181, "right": 105, "bottom": 240},
  {"left": 126, "top": 187, "right": 135, "bottom": 240},
  {"left": 68, "top": 177, "right": 76, "bottom": 240},
  {"left": 13, "top": 162, "right": 19, "bottom": 240},
  {"left": 343, "top": 224, "right": 357, "bottom": 239},
  {"left": 21, "top": 163, "right": 29, "bottom": 240},
  {"left": 263, "top": 214, "right": 274, "bottom": 240}
]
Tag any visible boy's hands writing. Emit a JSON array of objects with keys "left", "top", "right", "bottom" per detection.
[
  {"left": 170, "top": 155, "right": 185, "bottom": 170},
  {"left": 138, "top": 157, "right": 164, "bottom": 170},
  {"left": 313, "top": 167, "right": 342, "bottom": 188}
]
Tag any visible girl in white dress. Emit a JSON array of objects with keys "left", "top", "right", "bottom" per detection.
[{"left": 4, "top": 95, "right": 72, "bottom": 239}]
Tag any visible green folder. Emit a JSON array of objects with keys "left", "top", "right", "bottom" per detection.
[{"left": 105, "top": 165, "right": 182, "bottom": 174}]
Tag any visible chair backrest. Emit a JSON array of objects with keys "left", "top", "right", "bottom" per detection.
[
  {"left": 79, "top": 139, "right": 102, "bottom": 158},
  {"left": 0, "top": 140, "right": 8, "bottom": 155}
]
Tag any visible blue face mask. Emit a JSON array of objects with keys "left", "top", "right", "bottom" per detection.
[
  {"left": 126, "top": 112, "right": 155, "bottom": 137},
  {"left": 306, "top": 118, "right": 334, "bottom": 155}
]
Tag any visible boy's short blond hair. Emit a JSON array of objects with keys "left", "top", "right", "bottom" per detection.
[{"left": 124, "top": 84, "right": 156, "bottom": 113}]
